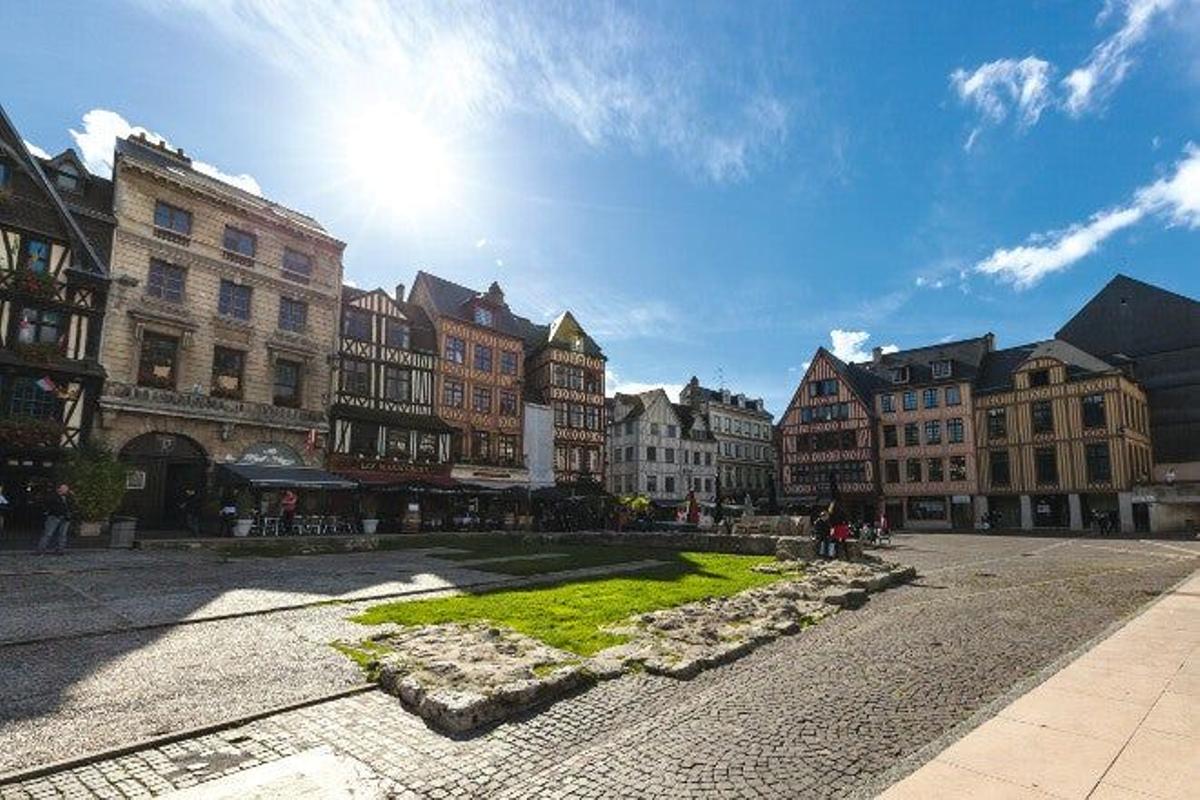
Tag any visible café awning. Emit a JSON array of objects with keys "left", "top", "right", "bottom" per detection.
[{"left": 217, "top": 463, "right": 358, "bottom": 490}]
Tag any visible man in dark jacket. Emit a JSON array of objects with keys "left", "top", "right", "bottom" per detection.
[{"left": 37, "top": 483, "right": 74, "bottom": 555}]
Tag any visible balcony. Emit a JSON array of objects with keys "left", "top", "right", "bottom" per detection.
[{"left": 101, "top": 381, "right": 326, "bottom": 431}]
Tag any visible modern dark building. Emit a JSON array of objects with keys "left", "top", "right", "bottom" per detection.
[{"left": 0, "top": 104, "right": 113, "bottom": 532}]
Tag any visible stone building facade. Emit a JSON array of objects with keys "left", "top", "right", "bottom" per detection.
[
  {"left": 856, "top": 336, "right": 992, "bottom": 529},
  {"left": 679, "top": 377, "right": 774, "bottom": 503},
  {"left": 97, "top": 134, "right": 344, "bottom": 527},
  {"left": 973, "top": 339, "right": 1152, "bottom": 533},
  {"left": 607, "top": 389, "right": 717, "bottom": 503},
  {"left": 0, "top": 105, "right": 113, "bottom": 530}
]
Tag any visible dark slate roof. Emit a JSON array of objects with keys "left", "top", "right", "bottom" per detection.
[
  {"left": 611, "top": 392, "right": 647, "bottom": 420},
  {"left": 115, "top": 135, "right": 337, "bottom": 242},
  {"left": 975, "top": 339, "right": 1116, "bottom": 393},
  {"left": 680, "top": 377, "right": 770, "bottom": 416},
  {"left": 342, "top": 286, "right": 439, "bottom": 353},
  {"left": 1057, "top": 274, "right": 1200, "bottom": 360},
  {"left": 817, "top": 347, "right": 890, "bottom": 404},
  {"left": 673, "top": 403, "right": 715, "bottom": 441},
  {"left": 410, "top": 270, "right": 528, "bottom": 339},
  {"left": 854, "top": 334, "right": 993, "bottom": 386}
]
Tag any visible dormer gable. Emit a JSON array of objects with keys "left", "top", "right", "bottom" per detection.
[{"left": 45, "top": 149, "right": 88, "bottom": 195}]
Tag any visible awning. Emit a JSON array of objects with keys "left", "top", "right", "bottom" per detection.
[
  {"left": 335, "top": 468, "right": 459, "bottom": 491},
  {"left": 217, "top": 463, "right": 359, "bottom": 490}
]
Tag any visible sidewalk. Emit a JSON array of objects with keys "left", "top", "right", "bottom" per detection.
[{"left": 881, "top": 570, "right": 1200, "bottom": 799}]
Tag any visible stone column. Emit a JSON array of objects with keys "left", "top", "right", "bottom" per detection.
[
  {"left": 1019, "top": 494, "right": 1033, "bottom": 530},
  {"left": 1068, "top": 494, "right": 1083, "bottom": 531},
  {"left": 1118, "top": 492, "right": 1135, "bottom": 533}
]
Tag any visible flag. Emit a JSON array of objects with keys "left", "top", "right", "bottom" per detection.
[{"left": 36, "top": 376, "right": 57, "bottom": 393}]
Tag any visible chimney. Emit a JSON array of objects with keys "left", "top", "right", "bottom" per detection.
[
  {"left": 395, "top": 283, "right": 406, "bottom": 303},
  {"left": 983, "top": 332, "right": 995, "bottom": 352},
  {"left": 872, "top": 346, "right": 883, "bottom": 363}
]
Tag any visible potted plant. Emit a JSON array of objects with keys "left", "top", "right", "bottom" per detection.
[
  {"left": 360, "top": 493, "right": 380, "bottom": 535},
  {"left": 233, "top": 489, "right": 255, "bottom": 537},
  {"left": 64, "top": 443, "right": 129, "bottom": 537}
]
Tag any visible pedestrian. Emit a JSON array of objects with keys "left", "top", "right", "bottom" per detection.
[
  {"left": 37, "top": 483, "right": 74, "bottom": 556},
  {"left": 280, "top": 489, "right": 298, "bottom": 536},
  {"left": 178, "top": 488, "right": 200, "bottom": 537},
  {"left": 828, "top": 500, "right": 850, "bottom": 559},
  {"left": 0, "top": 483, "right": 8, "bottom": 537},
  {"left": 219, "top": 493, "right": 238, "bottom": 537}
]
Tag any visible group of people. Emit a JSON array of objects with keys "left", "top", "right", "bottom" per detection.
[{"left": 811, "top": 502, "right": 891, "bottom": 558}]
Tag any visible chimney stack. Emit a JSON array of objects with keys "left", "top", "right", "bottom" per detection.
[
  {"left": 395, "top": 283, "right": 406, "bottom": 303},
  {"left": 983, "top": 332, "right": 995, "bottom": 352},
  {"left": 872, "top": 346, "right": 883, "bottom": 363}
]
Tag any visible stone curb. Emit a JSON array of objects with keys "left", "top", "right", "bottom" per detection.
[{"left": 0, "top": 684, "right": 378, "bottom": 787}]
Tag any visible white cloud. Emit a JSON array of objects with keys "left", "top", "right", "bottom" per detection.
[
  {"left": 605, "top": 368, "right": 684, "bottom": 401},
  {"left": 1063, "top": 0, "right": 1179, "bottom": 116},
  {"left": 22, "top": 139, "right": 51, "bottom": 159},
  {"left": 829, "top": 329, "right": 898, "bottom": 363},
  {"left": 69, "top": 108, "right": 262, "bottom": 195},
  {"left": 951, "top": 57, "right": 1054, "bottom": 128},
  {"left": 474, "top": 238, "right": 488, "bottom": 248},
  {"left": 164, "top": 0, "right": 789, "bottom": 183},
  {"left": 976, "top": 143, "right": 1200, "bottom": 287}
]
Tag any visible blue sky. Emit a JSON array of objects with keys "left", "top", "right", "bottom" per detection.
[{"left": 4, "top": 1, "right": 1199, "bottom": 415}]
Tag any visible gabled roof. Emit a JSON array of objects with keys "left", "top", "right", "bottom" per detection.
[
  {"left": 975, "top": 339, "right": 1117, "bottom": 393},
  {"left": 854, "top": 334, "right": 993, "bottom": 386},
  {"left": 342, "top": 285, "right": 438, "bottom": 352},
  {"left": 410, "top": 270, "right": 528, "bottom": 339},
  {"left": 0, "top": 103, "right": 108, "bottom": 276},
  {"left": 1057, "top": 274, "right": 1200, "bottom": 360},
  {"left": 672, "top": 403, "right": 715, "bottom": 441},
  {"left": 39, "top": 149, "right": 115, "bottom": 223},
  {"left": 817, "top": 347, "right": 890, "bottom": 406},
  {"left": 510, "top": 309, "right": 604, "bottom": 358}
]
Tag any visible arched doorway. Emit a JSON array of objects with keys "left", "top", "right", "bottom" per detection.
[{"left": 119, "top": 432, "right": 208, "bottom": 530}]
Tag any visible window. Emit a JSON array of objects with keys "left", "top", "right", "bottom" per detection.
[
  {"left": 474, "top": 344, "right": 493, "bottom": 372},
  {"left": 8, "top": 376, "right": 60, "bottom": 419},
  {"left": 1029, "top": 369, "right": 1050, "bottom": 387},
  {"left": 385, "top": 319, "right": 409, "bottom": 349},
  {"left": 218, "top": 280, "right": 252, "bottom": 320},
  {"left": 472, "top": 431, "right": 491, "bottom": 460},
  {"left": 147, "top": 260, "right": 185, "bottom": 303},
  {"left": 987, "top": 408, "right": 1007, "bottom": 439},
  {"left": 664, "top": 476, "right": 676, "bottom": 495},
  {"left": 222, "top": 226, "right": 256, "bottom": 259},
  {"left": 646, "top": 475, "right": 658, "bottom": 493},
  {"left": 24, "top": 238, "right": 49, "bottom": 272},
  {"left": 947, "top": 418, "right": 964, "bottom": 443},
  {"left": 153, "top": 201, "right": 192, "bottom": 236},
  {"left": 473, "top": 306, "right": 493, "bottom": 326},
  {"left": 646, "top": 446, "right": 657, "bottom": 462},
  {"left": 931, "top": 360, "right": 952, "bottom": 379},
  {"left": 614, "top": 447, "right": 623, "bottom": 464},
  {"left": 925, "top": 420, "right": 942, "bottom": 444},
  {"left": 949, "top": 455, "right": 967, "bottom": 481},
  {"left": 274, "top": 359, "right": 301, "bottom": 407},
  {"left": 1086, "top": 443, "right": 1112, "bottom": 483},
  {"left": 497, "top": 434, "right": 517, "bottom": 464},
  {"left": 342, "top": 359, "right": 371, "bottom": 395},
  {"left": 569, "top": 404, "right": 584, "bottom": 428},
  {"left": 210, "top": 347, "right": 245, "bottom": 399},
  {"left": 809, "top": 378, "right": 839, "bottom": 397},
  {"left": 905, "top": 459, "right": 922, "bottom": 483},
  {"left": 350, "top": 423, "right": 379, "bottom": 456},
  {"left": 1082, "top": 394, "right": 1106, "bottom": 429},
  {"left": 50, "top": 162, "right": 77, "bottom": 192},
  {"left": 880, "top": 394, "right": 895, "bottom": 413},
  {"left": 693, "top": 450, "right": 701, "bottom": 465},
  {"left": 445, "top": 336, "right": 466, "bottom": 364},
  {"left": 650, "top": 423, "right": 660, "bottom": 435},
  {"left": 705, "top": 452, "right": 713, "bottom": 466},
  {"left": 1035, "top": 446, "right": 1058, "bottom": 486},
  {"left": 281, "top": 248, "right": 312, "bottom": 282},
  {"left": 923, "top": 388, "right": 939, "bottom": 408},
  {"left": 472, "top": 386, "right": 492, "bottom": 413},
  {"left": 0, "top": 159, "right": 10, "bottom": 187},
  {"left": 624, "top": 420, "right": 634, "bottom": 435},
  {"left": 884, "top": 459, "right": 900, "bottom": 484},
  {"left": 927, "top": 458, "right": 944, "bottom": 482},
  {"left": 904, "top": 423, "right": 919, "bottom": 447},
  {"left": 342, "top": 308, "right": 371, "bottom": 340},
  {"left": 908, "top": 497, "right": 948, "bottom": 521},
  {"left": 584, "top": 406, "right": 599, "bottom": 430},
  {"left": 500, "top": 390, "right": 518, "bottom": 415},
  {"left": 500, "top": 350, "right": 518, "bottom": 375},
  {"left": 989, "top": 450, "right": 1010, "bottom": 486},
  {"left": 1031, "top": 400, "right": 1054, "bottom": 434},
  {"left": 443, "top": 380, "right": 464, "bottom": 408},
  {"left": 665, "top": 448, "right": 675, "bottom": 464},
  {"left": 625, "top": 445, "right": 634, "bottom": 461},
  {"left": 902, "top": 391, "right": 917, "bottom": 411},
  {"left": 278, "top": 297, "right": 307, "bottom": 333},
  {"left": 945, "top": 385, "right": 962, "bottom": 406},
  {"left": 384, "top": 366, "right": 411, "bottom": 401},
  {"left": 705, "top": 478, "right": 714, "bottom": 493},
  {"left": 665, "top": 424, "right": 677, "bottom": 438},
  {"left": 386, "top": 428, "right": 411, "bottom": 458},
  {"left": 137, "top": 332, "right": 179, "bottom": 389},
  {"left": 16, "top": 307, "right": 64, "bottom": 346}
]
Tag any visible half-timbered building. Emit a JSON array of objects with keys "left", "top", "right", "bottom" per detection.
[
  {"left": 0, "top": 105, "right": 113, "bottom": 530},
  {"left": 974, "top": 339, "right": 1152, "bottom": 533},
  {"left": 409, "top": 272, "right": 530, "bottom": 490},
  {"left": 777, "top": 348, "right": 885, "bottom": 522},
  {"left": 327, "top": 285, "right": 453, "bottom": 492},
  {"left": 515, "top": 311, "right": 606, "bottom": 487}
]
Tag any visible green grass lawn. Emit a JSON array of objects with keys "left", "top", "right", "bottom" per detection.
[
  {"left": 434, "top": 542, "right": 670, "bottom": 576},
  {"left": 351, "top": 551, "right": 784, "bottom": 656}
]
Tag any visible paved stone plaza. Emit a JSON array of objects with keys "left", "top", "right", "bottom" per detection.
[{"left": 1, "top": 533, "right": 1197, "bottom": 799}]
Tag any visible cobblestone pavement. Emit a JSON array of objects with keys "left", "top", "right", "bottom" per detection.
[{"left": 2, "top": 534, "right": 1198, "bottom": 799}]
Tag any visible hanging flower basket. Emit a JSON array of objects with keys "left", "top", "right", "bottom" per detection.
[{"left": 15, "top": 269, "right": 57, "bottom": 299}]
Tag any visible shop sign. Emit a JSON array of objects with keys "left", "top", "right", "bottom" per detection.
[{"left": 126, "top": 469, "right": 147, "bottom": 490}]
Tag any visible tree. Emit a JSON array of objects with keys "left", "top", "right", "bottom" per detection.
[{"left": 63, "top": 443, "right": 129, "bottom": 523}]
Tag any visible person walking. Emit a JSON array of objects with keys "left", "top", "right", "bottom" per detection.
[
  {"left": 280, "top": 489, "right": 298, "bottom": 536},
  {"left": 0, "top": 483, "right": 8, "bottom": 538},
  {"left": 178, "top": 488, "right": 200, "bottom": 537},
  {"left": 37, "top": 483, "right": 74, "bottom": 555}
]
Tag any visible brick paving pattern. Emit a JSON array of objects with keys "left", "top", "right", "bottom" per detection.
[{"left": 2, "top": 534, "right": 1197, "bottom": 799}]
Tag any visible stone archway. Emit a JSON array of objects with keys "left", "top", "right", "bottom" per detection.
[{"left": 119, "top": 432, "right": 208, "bottom": 530}]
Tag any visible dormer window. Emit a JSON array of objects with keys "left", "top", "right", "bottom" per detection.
[
  {"left": 0, "top": 159, "right": 11, "bottom": 188},
  {"left": 1029, "top": 369, "right": 1050, "bottom": 388},
  {"left": 54, "top": 163, "right": 80, "bottom": 193},
  {"left": 891, "top": 366, "right": 910, "bottom": 384},
  {"left": 474, "top": 306, "right": 493, "bottom": 326},
  {"left": 931, "top": 360, "right": 952, "bottom": 379},
  {"left": 573, "top": 336, "right": 584, "bottom": 353}
]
